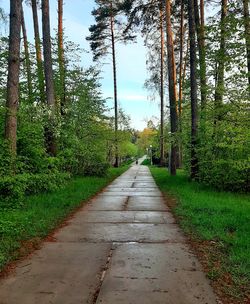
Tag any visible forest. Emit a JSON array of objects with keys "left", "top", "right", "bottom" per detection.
[
  {"left": 0, "top": 0, "right": 249, "bottom": 202},
  {"left": 0, "top": 0, "right": 249, "bottom": 302}
]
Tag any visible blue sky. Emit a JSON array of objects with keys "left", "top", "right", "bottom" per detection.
[{"left": 1, "top": 0, "right": 160, "bottom": 130}]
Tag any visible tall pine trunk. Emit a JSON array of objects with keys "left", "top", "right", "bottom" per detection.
[
  {"left": 243, "top": 0, "right": 250, "bottom": 90},
  {"left": 110, "top": 1, "right": 119, "bottom": 168},
  {"left": 42, "top": 0, "right": 56, "bottom": 156},
  {"left": 178, "top": 0, "right": 185, "bottom": 117},
  {"left": 214, "top": 0, "right": 227, "bottom": 127},
  {"left": 166, "top": 0, "right": 178, "bottom": 175},
  {"left": 178, "top": 0, "right": 185, "bottom": 168},
  {"left": 58, "top": 0, "right": 66, "bottom": 114},
  {"left": 31, "top": 0, "right": 45, "bottom": 104},
  {"left": 160, "top": 0, "right": 165, "bottom": 166},
  {"left": 5, "top": 0, "right": 22, "bottom": 156},
  {"left": 21, "top": 5, "right": 33, "bottom": 102},
  {"left": 188, "top": 0, "right": 199, "bottom": 179},
  {"left": 194, "top": 0, "right": 207, "bottom": 117}
]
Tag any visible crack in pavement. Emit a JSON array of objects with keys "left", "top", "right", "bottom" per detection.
[
  {"left": 90, "top": 245, "right": 114, "bottom": 304},
  {"left": 122, "top": 197, "right": 130, "bottom": 211}
]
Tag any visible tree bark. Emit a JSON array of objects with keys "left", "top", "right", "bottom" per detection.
[
  {"left": 42, "top": 0, "right": 57, "bottom": 156},
  {"left": 188, "top": 0, "right": 199, "bottom": 179},
  {"left": 21, "top": 4, "right": 33, "bottom": 102},
  {"left": 194, "top": 0, "right": 207, "bottom": 116},
  {"left": 214, "top": 0, "right": 227, "bottom": 126},
  {"left": 178, "top": 0, "right": 185, "bottom": 117},
  {"left": 243, "top": 0, "right": 250, "bottom": 90},
  {"left": 58, "top": 0, "right": 66, "bottom": 114},
  {"left": 166, "top": 0, "right": 178, "bottom": 175},
  {"left": 160, "top": 0, "right": 165, "bottom": 166},
  {"left": 110, "top": 1, "right": 119, "bottom": 168},
  {"left": 5, "top": 0, "right": 22, "bottom": 156},
  {"left": 31, "top": 0, "right": 45, "bottom": 104},
  {"left": 178, "top": 0, "right": 185, "bottom": 168}
]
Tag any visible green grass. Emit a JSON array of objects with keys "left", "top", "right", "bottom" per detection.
[
  {"left": 0, "top": 166, "right": 129, "bottom": 272},
  {"left": 150, "top": 167, "right": 250, "bottom": 300}
]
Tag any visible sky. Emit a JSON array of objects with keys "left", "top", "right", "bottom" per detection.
[{"left": 1, "top": 0, "right": 161, "bottom": 131}]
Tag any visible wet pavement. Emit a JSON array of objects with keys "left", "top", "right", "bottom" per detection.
[{"left": 0, "top": 161, "right": 218, "bottom": 304}]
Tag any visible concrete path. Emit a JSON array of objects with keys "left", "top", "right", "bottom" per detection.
[{"left": 0, "top": 162, "right": 218, "bottom": 304}]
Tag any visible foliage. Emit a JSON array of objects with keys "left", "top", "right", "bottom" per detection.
[
  {"left": 0, "top": 172, "right": 71, "bottom": 209},
  {"left": 0, "top": 25, "right": 136, "bottom": 204},
  {"left": 87, "top": 0, "right": 135, "bottom": 61}
]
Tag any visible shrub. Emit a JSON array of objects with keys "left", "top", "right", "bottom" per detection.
[
  {"left": 83, "top": 162, "right": 109, "bottom": 177},
  {"left": 199, "top": 158, "right": 250, "bottom": 192},
  {"left": 0, "top": 172, "right": 71, "bottom": 209}
]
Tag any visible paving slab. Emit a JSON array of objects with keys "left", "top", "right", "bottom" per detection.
[
  {"left": 70, "top": 211, "right": 175, "bottom": 224},
  {"left": 105, "top": 187, "right": 161, "bottom": 193},
  {"left": 107, "top": 181, "right": 134, "bottom": 188},
  {"left": 127, "top": 196, "right": 168, "bottom": 211},
  {"left": 55, "top": 223, "right": 185, "bottom": 243},
  {"left": 96, "top": 243, "right": 217, "bottom": 304},
  {"left": 132, "top": 181, "right": 157, "bottom": 188},
  {"left": 101, "top": 191, "right": 162, "bottom": 197},
  {"left": 86, "top": 196, "right": 128, "bottom": 210},
  {"left": 0, "top": 243, "right": 111, "bottom": 304}
]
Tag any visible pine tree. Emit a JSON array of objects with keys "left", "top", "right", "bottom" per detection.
[
  {"left": 5, "top": 0, "right": 22, "bottom": 156},
  {"left": 31, "top": 0, "right": 45, "bottom": 104},
  {"left": 87, "top": 0, "right": 135, "bottom": 167},
  {"left": 58, "top": 0, "right": 66, "bottom": 114},
  {"left": 42, "top": 0, "right": 56, "bottom": 156},
  {"left": 188, "top": 0, "right": 199, "bottom": 179},
  {"left": 166, "top": 0, "right": 178, "bottom": 175},
  {"left": 243, "top": 0, "right": 250, "bottom": 90},
  {"left": 21, "top": 4, "right": 33, "bottom": 102}
]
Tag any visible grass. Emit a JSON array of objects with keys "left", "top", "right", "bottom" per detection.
[
  {"left": 0, "top": 165, "right": 129, "bottom": 272},
  {"left": 150, "top": 167, "right": 250, "bottom": 301}
]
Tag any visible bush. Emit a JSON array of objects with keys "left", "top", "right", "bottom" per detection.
[
  {"left": 199, "top": 158, "right": 250, "bottom": 192},
  {"left": 83, "top": 162, "right": 109, "bottom": 177},
  {"left": 0, "top": 172, "right": 71, "bottom": 209}
]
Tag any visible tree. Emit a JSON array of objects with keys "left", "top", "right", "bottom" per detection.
[
  {"left": 110, "top": 1, "right": 119, "bottom": 167},
  {"left": 178, "top": 0, "right": 185, "bottom": 118},
  {"left": 87, "top": 0, "right": 134, "bottom": 167},
  {"left": 243, "top": 0, "right": 250, "bottom": 90},
  {"left": 166, "top": 0, "right": 178, "bottom": 175},
  {"left": 177, "top": 0, "right": 186, "bottom": 167},
  {"left": 42, "top": 0, "right": 56, "bottom": 156},
  {"left": 188, "top": 0, "right": 199, "bottom": 179},
  {"left": 31, "top": 0, "right": 45, "bottom": 103},
  {"left": 58, "top": 0, "right": 66, "bottom": 114},
  {"left": 5, "top": 0, "right": 22, "bottom": 156},
  {"left": 159, "top": 0, "right": 165, "bottom": 166},
  {"left": 214, "top": 0, "right": 227, "bottom": 127},
  {"left": 194, "top": 0, "right": 207, "bottom": 119},
  {"left": 21, "top": 4, "right": 33, "bottom": 102}
]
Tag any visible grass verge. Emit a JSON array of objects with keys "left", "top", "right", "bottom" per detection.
[
  {"left": 150, "top": 167, "right": 250, "bottom": 303},
  {"left": 0, "top": 165, "right": 129, "bottom": 273}
]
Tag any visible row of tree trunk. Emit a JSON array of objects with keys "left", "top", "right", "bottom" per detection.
[
  {"left": 5, "top": 0, "right": 66, "bottom": 161},
  {"left": 160, "top": 0, "right": 249, "bottom": 178}
]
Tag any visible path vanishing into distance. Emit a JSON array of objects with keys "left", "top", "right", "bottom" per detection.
[{"left": 0, "top": 160, "right": 219, "bottom": 304}]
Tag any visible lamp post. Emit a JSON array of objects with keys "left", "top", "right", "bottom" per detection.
[{"left": 150, "top": 145, "right": 153, "bottom": 165}]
